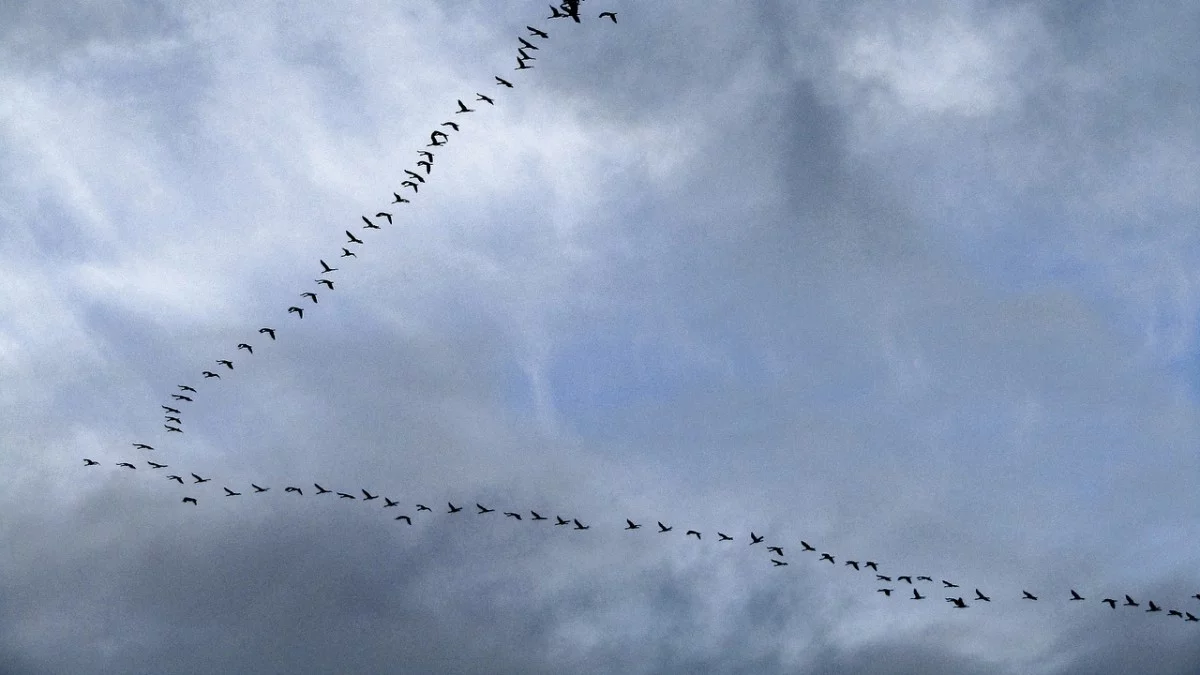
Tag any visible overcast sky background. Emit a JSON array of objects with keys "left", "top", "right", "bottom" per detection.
[{"left": 3, "top": 1, "right": 1200, "bottom": 673}]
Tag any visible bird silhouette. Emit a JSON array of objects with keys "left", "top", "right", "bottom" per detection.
[
  {"left": 527, "top": 25, "right": 549, "bottom": 38},
  {"left": 476, "top": 503, "right": 495, "bottom": 514},
  {"left": 417, "top": 160, "right": 433, "bottom": 174},
  {"left": 314, "top": 483, "right": 331, "bottom": 494},
  {"left": 455, "top": 99, "right": 474, "bottom": 114},
  {"left": 392, "top": 193, "right": 410, "bottom": 204},
  {"left": 84, "top": 458, "right": 100, "bottom": 466},
  {"left": 1147, "top": 601, "right": 1162, "bottom": 613},
  {"left": 401, "top": 180, "right": 420, "bottom": 192},
  {"left": 1169, "top": 610, "right": 1184, "bottom": 618},
  {"left": 767, "top": 546, "right": 783, "bottom": 556},
  {"left": 912, "top": 589, "right": 926, "bottom": 600},
  {"left": 319, "top": 260, "right": 338, "bottom": 274},
  {"left": 1192, "top": 593, "right": 1200, "bottom": 601},
  {"left": 547, "top": 4, "right": 565, "bottom": 19},
  {"left": 749, "top": 532, "right": 764, "bottom": 545},
  {"left": 440, "top": 121, "right": 459, "bottom": 132},
  {"left": 555, "top": 516, "right": 570, "bottom": 526},
  {"left": 864, "top": 561, "right": 879, "bottom": 571},
  {"left": 947, "top": 597, "right": 968, "bottom": 608},
  {"left": 897, "top": 575, "right": 913, "bottom": 584},
  {"left": 916, "top": 576, "right": 934, "bottom": 582},
  {"left": 341, "top": 248, "right": 356, "bottom": 258},
  {"left": 285, "top": 487, "right": 303, "bottom": 495},
  {"left": 599, "top": 11, "right": 617, "bottom": 22},
  {"left": 800, "top": 541, "right": 816, "bottom": 552},
  {"left": 164, "top": 416, "right": 181, "bottom": 424},
  {"left": 418, "top": 150, "right": 434, "bottom": 161},
  {"left": 1187, "top": 613, "right": 1199, "bottom": 622},
  {"left": 657, "top": 521, "right": 672, "bottom": 533},
  {"left": 171, "top": 394, "right": 192, "bottom": 401},
  {"left": 685, "top": 530, "right": 701, "bottom": 540},
  {"left": 202, "top": 371, "right": 220, "bottom": 379},
  {"left": 161, "top": 406, "right": 180, "bottom": 414},
  {"left": 287, "top": 306, "right": 304, "bottom": 318},
  {"left": 375, "top": 212, "right": 393, "bottom": 224},
  {"left": 846, "top": 560, "right": 860, "bottom": 570},
  {"left": 877, "top": 575, "right": 892, "bottom": 582},
  {"left": 178, "top": 385, "right": 197, "bottom": 392},
  {"left": 504, "top": 512, "right": 522, "bottom": 520},
  {"left": 316, "top": 279, "right": 334, "bottom": 289},
  {"left": 942, "top": 580, "right": 959, "bottom": 588},
  {"left": 1125, "top": 595, "right": 1139, "bottom": 607},
  {"left": 133, "top": 442, "right": 155, "bottom": 450},
  {"left": 395, "top": 515, "right": 412, "bottom": 525},
  {"left": 345, "top": 230, "right": 364, "bottom": 245},
  {"left": 1070, "top": 589, "right": 1085, "bottom": 601},
  {"left": 476, "top": 93, "right": 494, "bottom": 105},
  {"left": 224, "top": 487, "right": 241, "bottom": 496},
  {"left": 167, "top": 475, "right": 184, "bottom": 484},
  {"left": 251, "top": 484, "right": 268, "bottom": 493},
  {"left": 116, "top": 462, "right": 136, "bottom": 469},
  {"left": 878, "top": 588, "right": 894, "bottom": 596},
  {"left": 448, "top": 502, "right": 463, "bottom": 513},
  {"left": 361, "top": 215, "right": 379, "bottom": 229},
  {"left": 495, "top": 76, "right": 514, "bottom": 88},
  {"left": 237, "top": 343, "right": 253, "bottom": 354},
  {"left": 164, "top": 425, "right": 182, "bottom": 433},
  {"left": 530, "top": 511, "right": 548, "bottom": 520},
  {"left": 1022, "top": 591, "right": 1038, "bottom": 601},
  {"left": 182, "top": 497, "right": 197, "bottom": 505},
  {"left": 301, "top": 292, "right": 318, "bottom": 304},
  {"left": 259, "top": 327, "right": 276, "bottom": 340},
  {"left": 517, "top": 48, "right": 536, "bottom": 61},
  {"left": 515, "top": 57, "right": 532, "bottom": 70},
  {"left": 975, "top": 589, "right": 991, "bottom": 602},
  {"left": 518, "top": 36, "right": 538, "bottom": 51},
  {"left": 361, "top": 490, "right": 378, "bottom": 500},
  {"left": 625, "top": 519, "right": 641, "bottom": 530},
  {"left": 416, "top": 504, "right": 431, "bottom": 512},
  {"left": 337, "top": 492, "right": 355, "bottom": 499},
  {"left": 771, "top": 559, "right": 788, "bottom": 567},
  {"left": 403, "top": 170, "right": 425, "bottom": 184},
  {"left": 383, "top": 498, "right": 399, "bottom": 508},
  {"left": 717, "top": 532, "right": 733, "bottom": 541},
  {"left": 820, "top": 553, "right": 835, "bottom": 564},
  {"left": 215, "top": 359, "right": 232, "bottom": 369},
  {"left": 573, "top": 519, "right": 589, "bottom": 530},
  {"left": 147, "top": 461, "right": 167, "bottom": 469},
  {"left": 1102, "top": 598, "right": 1117, "bottom": 608}
]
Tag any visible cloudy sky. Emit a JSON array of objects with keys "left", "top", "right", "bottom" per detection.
[{"left": 3, "top": 0, "right": 1200, "bottom": 672}]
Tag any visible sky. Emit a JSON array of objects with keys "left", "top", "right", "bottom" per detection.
[{"left": 2, "top": 0, "right": 1200, "bottom": 673}]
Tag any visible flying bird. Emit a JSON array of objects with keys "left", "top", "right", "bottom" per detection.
[
  {"left": 164, "top": 425, "right": 182, "bottom": 433},
  {"left": 800, "top": 541, "right": 816, "bottom": 552},
  {"left": 878, "top": 588, "right": 893, "bottom": 596},
  {"left": 448, "top": 502, "right": 463, "bottom": 513},
  {"left": 767, "top": 546, "right": 783, "bottom": 556},
  {"left": 518, "top": 36, "right": 538, "bottom": 51},
  {"left": 455, "top": 99, "right": 474, "bottom": 113},
  {"left": 504, "top": 512, "right": 522, "bottom": 520},
  {"left": 771, "top": 559, "right": 788, "bottom": 567},
  {"left": 361, "top": 490, "right": 378, "bottom": 500},
  {"left": 820, "top": 553, "right": 835, "bottom": 564},
  {"left": 224, "top": 487, "right": 241, "bottom": 496},
  {"left": 259, "top": 327, "right": 276, "bottom": 339},
  {"left": 133, "top": 442, "right": 155, "bottom": 450},
  {"left": 418, "top": 150, "right": 434, "bottom": 161},
  {"left": 341, "top": 248, "right": 356, "bottom": 258},
  {"left": 164, "top": 416, "right": 181, "bottom": 424},
  {"left": 319, "top": 259, "right": 338, "bottom": 273},
  {"left": 314, "top": 483, "right": 331, "bottom": 494},
  {"left": 555, "top": 516, "right": 570, "bottom": 526},
  {"left": 657, "top": 522, "right": 672, "bottom": 533},
  {"left": 517, "top": 48, "right": 536, "bottom": 62},
  {"left": 599, "top": 11, "right": 617, "bottom": 22},
  {"left": 717, "top": 532, "right": 733, "bottom": 541},
  {"left": 384, "top": 498, "right": 399, "bottom": 508},
  {"left": 495, "top": 76, "right": 514, "bottom": 88},
  {"left": 749, "top": 532, "right": 764, "bottom": 545},
  {"left": 83, "top": 458, "right": 100, "bottom": 466},
  {"left": 346, "top": 230, "right": 364, "bottom": 245},
  {"left": 252, "top": 484, "right": 268, "bottom": 493},
  {"left": 216, "top": 359, "right": 233, "bottom": 369},
  {"left": 547, "top": 4, "right": 565, "bottom": 18},
  {"left": 1022, "top": 591, "right": 1038, "bottom": 601},
  {"left": 337, "top": 492, "right": 355, "bottom": 499},
  {"left": 202, "top": 371, "right": 220, "bottom": 379},
  {"left": 476, "top": 93, "right": 494, "bottom": 105},
  {"left": 361, "top": 215, "right": 379, "bottom": 229},
  {"left": 897, "top": 575, "right": 913, "bottom": 584},
  {"left": 182, "top": 497, "right": 197, "bottom": 505},
  {"left": 530, "top": 511, "right": 548, "bottom": 520},
  {"left": 685, "top": 530, "right": 701, "bottom": 540},
  {"left": 161, "top": 406, "right": 180, "bottom": 414},
  {"left": 285, "top": 487, "right": 303, "bottom": 495},
  {"left": 1147, "top": 601, "right": 1162, "bottom": 613},
  {"left": 912, "top": 589, "right": 926, "bottom": 600},
  {"left": 316, "top": 279, "right": 334, "bottom": 289},
  {"left": 864, "top": 561, "right": 879, "bottom": 571},
  {"left": 476, "top": 503, "right": 494, "bottom": 514},
  {"left": 515, "top": 57, "right": 532, "bottom": 70},
  {"left": 975, "top": 589, "right": 991, "bottom": 602},
  {"left": 573, "top": 519, "right": 589, "bottom": 530},
  {"left": 116, "top": 462, "right": 136, "bottom": 469},
  {"left": 625, "top": 519, "right": 641, "bottom": 530},
  {"left": 395, "top": 515, "right": 411, "bottom": 525},
  {"left": 237, "top": 343, "right": 253, "bottom": 353},
  {"left": 147, "top": 461, "right": 167, "bottom": 469},
  {"left": 178, "top": 385, "right": 196, "bottom": 392},
  {"left": 947, "top": 597, "right": 968, "bottom": 609},
  {"left": 375, "top": 212, "right": 392, "bottom": 224},
  {"left": 440, "top": 121, "right": 459, "bottom": 132},
  {"left": 1169, "top": 610, "right": 1184, "bottom": 618},
  {"left": 167, "top": 475, "right": 184, "bottom": 484},
  {"left": 1186, "top": 612, "right": 1199, "bottom": 622},
  {"left": 845, "top": 560, "right": 860, "bottom": 570},
  {"left": 526, "top": 25, "right": 549, "bottom": 38},
  {"left": 404, "top": 170, "right": 425, "bottom": 183},
  {"left": 1070, "top": 589, "right": 1085, "bottom": 601},
  {"left": 401, "top": 180, "right": 420, "bottom": 192},
  {"left": 416, "top": 504, "right": 431, "bottom": 512},
  {"left": 876, "top": 575, "right": 892, "bottom": 582},
  {"left": 417, "top": 160, "right": 433, "bottom": 174},
  {"left": 1102, "top": 598, "right": 1117, "bottom": 608},
  {"left": 1125, "top": 595, "right": 1139, "bottom": 607},
  {"left": 288, "top": 306, "right": 304, "bottom": 319},
  {"left": 392, "top": 193, "right": 410, "bottom": 204},
  {"left": 916, "top": 576, "right": 934, "bottom": 582},
  {"left": 942, "top": 580, "right": 959, "bottom": 588},
  {"left": 301, "top": 292, "right": 318, "bottom": 304}
]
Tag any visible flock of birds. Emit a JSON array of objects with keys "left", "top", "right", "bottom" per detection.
[{"left": 85, "top": 1, "right": 1200, "bottom": 626}]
